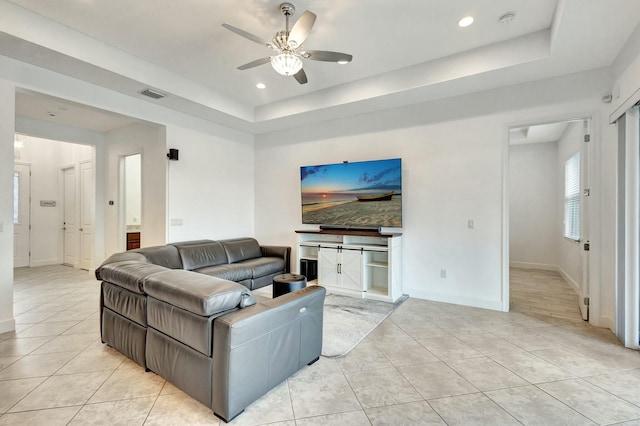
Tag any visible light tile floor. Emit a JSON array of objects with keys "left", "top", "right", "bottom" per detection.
[{"left": 1, "top": 266, "right": 639, "bottom": 425}]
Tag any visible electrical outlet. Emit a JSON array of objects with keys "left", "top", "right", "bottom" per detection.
[
  {"left": 440, "top": 269, "right": 447, "bottom": 279},
  {"left": 467, "top": 219, "right": 475, "bottom": 229},
  {"left": 170, "top": 218, "right": 183, "bottom": 226}
]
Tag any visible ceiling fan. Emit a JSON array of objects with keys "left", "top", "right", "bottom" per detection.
[{"left": 222, "top": 2, "right": 353, "bottom": 84}]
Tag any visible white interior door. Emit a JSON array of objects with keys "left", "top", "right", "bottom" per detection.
[
  {"left": 79, "top": 161, "right": 94, "bottom": 270},
  {"left": 63, "top": 166, "right": 78, "bottom": 267},
  {"left": 13, "top": 164, "right": 30, "bottom": 268}
]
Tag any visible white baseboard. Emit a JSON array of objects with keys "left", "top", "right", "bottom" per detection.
[
  {"left": 0, "top": 318, "right": 16, "bottom": 334},
  {"left": 406, "top": 288, "right": 504, "bottom": 312},
  {"left": 510, "top": 262, "right": 582, "bottom": 295},
  {"left": 557, "top": 266, "right": 581, "bottom": 294},
  {"left": 595, "top": 315, "right": 616, "bottom": 333},
  {"left": 30, "top": 259, "right": 61, "bottom": 268},
  {"left": 510, "top": 261, "right": 557, "bottom": 271}
]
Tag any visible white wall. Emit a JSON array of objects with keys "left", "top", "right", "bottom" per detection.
[
  {"left": 0, "top": 80, "right": 16, "bottom": 333},
  {"left": 556, "top": 122, "right": 583, "bottom": 288},
  {"left": 165, "top": 126, "right": 255, "bottom": 242},
  {"left": 509, "top": 142, "right": 559, "bottom": 269},
  {"left": 104, "top": 123, "right": 166, "bottom": 256},
  {"left": 255, "top": 70, "right": 610, "bottom": 313}
]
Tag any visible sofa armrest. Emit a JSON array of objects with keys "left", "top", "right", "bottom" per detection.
[
  {"left": 260, "top": 245, "right": 291, "bottom": 273},
  {"left": 212, "top": 285, "right": 325, "bottom": 421}
]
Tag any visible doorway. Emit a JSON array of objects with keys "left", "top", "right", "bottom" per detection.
[
  {"left": 507, "top": 118, "right": 591, "bottom": 320},
  {"left": 12, "top": 134, "right": 95, "bottom": 270},
  {"left": 121, "top": 153, "right": 142, "bottom": 251}
]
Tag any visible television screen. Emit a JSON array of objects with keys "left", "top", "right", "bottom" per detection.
[{"left": 300, "top": 158, "right": 402, "bottom": 228}]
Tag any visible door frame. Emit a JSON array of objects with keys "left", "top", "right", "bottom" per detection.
[
  {"left": 60, "top": 163, "right": 79, "bottom": 268},
  {"left": 79, "top": 159, "right": 95, "bottom": 270},
  {"left": 13, "top": 162, "right": 31, "bottom": 268},
  {"left": 502, "top": 113, "right": 597, "bottom": 320},
  {"left": 615, "top": 105, "right": 640, "bottom": 348}
]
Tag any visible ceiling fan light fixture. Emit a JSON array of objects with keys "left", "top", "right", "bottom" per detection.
[
  {"left": 337, "top": 60, "right": 349, "bottom": 65},
  {"left": 271, "top": 52, "right": 303, "bottom": 76}
]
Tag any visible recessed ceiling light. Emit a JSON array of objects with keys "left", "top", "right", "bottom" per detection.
[
  {"left": 458, "top": 16, "right": 474, "bottom": 27},
  {"left": 256, "top": 83, "right": 266, "bottom": 89}
]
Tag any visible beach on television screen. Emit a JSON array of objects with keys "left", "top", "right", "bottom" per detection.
[{"left": 300, "top": 158, "right": 402, "bottom": 228}]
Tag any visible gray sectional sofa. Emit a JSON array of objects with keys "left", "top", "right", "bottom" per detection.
[{"left": 96, "top": 238, "right": 325, "bottom": 422}]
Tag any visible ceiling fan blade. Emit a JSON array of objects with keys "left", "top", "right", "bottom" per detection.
[
  {"left": 293, "top": 68, "right": 308, "bottom": 84},
  {"left": 288, "top": 11, "right": 316, "bottom": 48},
  {"left": 222, "top": 23, "right": 271, "bottom": 47},
  {"left": 303, "top": 50, "right": 353, "bottom": 63},
  {"left": 237, "top": 57, "right": 272, "bottom": 70}
]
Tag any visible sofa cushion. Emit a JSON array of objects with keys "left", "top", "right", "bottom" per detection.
[
  {"left": 102, "top": 281, "right": 148, "bottom": 326},
  {"left": 194, "top": 264, "right": 253, "bottom": 282},
  {"left": 220, "top": 238, "right": 262, "bottom": 263},
  {"left": 173, "top": 241, "right": 228, "bottom": 271},
  {"left": 135, "top": 245, "right": 183, "bottom": 270},
  {"left": 143, "top": 270, "right": 255, "bottom": 316},
  {"left": 99, "top": 261, "right": 168, "bottom": 294},
  {"left": 147, "top": 297, "right": 219, "bottom": 357},
  {"left": 95, "top": 252, "right": 148, "bottom": 280},
  {"left": 237, "top": 257, "right": 285, "bottom": 278}
]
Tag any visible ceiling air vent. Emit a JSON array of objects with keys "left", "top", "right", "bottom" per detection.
[{"left": 139, "top": 88, "right": 166, "bottom": 99}]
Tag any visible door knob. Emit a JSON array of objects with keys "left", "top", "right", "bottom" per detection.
[{"left": 79, "top": 228, "right": 83, "bottom": 231}]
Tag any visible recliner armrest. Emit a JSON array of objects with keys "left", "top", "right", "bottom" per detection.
[
  {"left": 260, "top": 245, "right": 291, "bottom": 273},
  {"left": 212, "top": 285, "right": 325, "bottom": 421}
]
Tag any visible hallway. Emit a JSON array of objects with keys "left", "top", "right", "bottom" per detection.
[{"left": 510, "top": 268, "right": 583, "bottom": 323}]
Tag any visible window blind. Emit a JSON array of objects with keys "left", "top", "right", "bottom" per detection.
[{"left": 564, "top": 152, "right": 580, "bottom": 241}]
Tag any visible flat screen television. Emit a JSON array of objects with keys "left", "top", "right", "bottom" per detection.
[{"left": 300, "top": 158, "right": 402, "bottom": 229}]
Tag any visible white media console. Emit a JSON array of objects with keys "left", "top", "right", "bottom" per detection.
[{"left": 295, "top": 229, "right": 402, "bottom": 302}]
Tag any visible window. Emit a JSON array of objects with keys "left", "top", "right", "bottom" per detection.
[
  {"left": 564, "top": 152, "right": 580, "bottom": 241},
  {"left": 13, "top": 171, "right": 19, "bottom": 224}
]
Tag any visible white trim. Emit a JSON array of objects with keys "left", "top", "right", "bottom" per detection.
[
  {"left": 30, "top": 259, "right": 61, "bottom": 267},
  {"left": 409, "top": 289, "right": 504, "bottom": 312},
  {"left": 510, "top": 262, "right": 557, "bottom": 271},
  {"left": 558, "top": 265, "right": 581, "bottom": 295},
  {"left": 0, "top": 318, "right": 16, "bottom": 334},
  {"left": 501, "top": 124, "right": 510, "bottom": 312},
  {"left": 510, "top": 262, "right": 585, "bottom": 304},
  {"left": 624, "top": 106, "right": 639, "bottom": 349},
  {"left": 599, "top": 315, "right": 615, "bottom": 331},
  {"left": 610, "top": 86, "right": 640, "bottom": 124}
]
